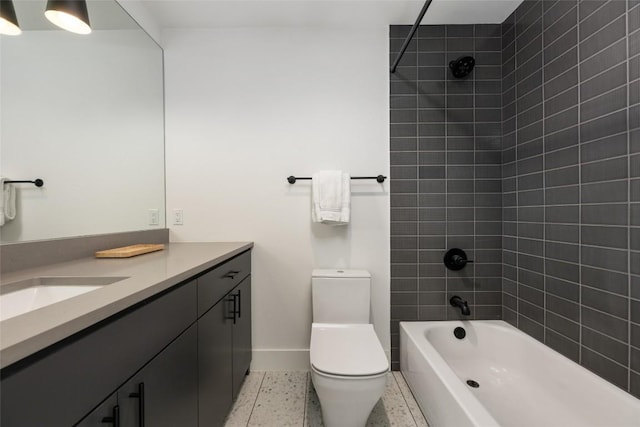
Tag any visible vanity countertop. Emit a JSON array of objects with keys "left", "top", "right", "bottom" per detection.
[{"left": 0, "top": 242, "right": 253, "bottom": 369}]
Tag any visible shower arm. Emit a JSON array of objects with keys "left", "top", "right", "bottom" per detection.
[{"left": 390, "top": 0, "right": 435, "bottom": 74}]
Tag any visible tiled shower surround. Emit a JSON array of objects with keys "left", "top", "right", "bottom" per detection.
[
  {"left": 390, "top": 0, "right": 640, "bottom": 397},
  {"left": 389, "top": 23, "right": 504, "bottom": 370}
]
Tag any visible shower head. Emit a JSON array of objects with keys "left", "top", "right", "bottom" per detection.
[{"left": 449, "top": 56, "right": 475, "bottom": 78}]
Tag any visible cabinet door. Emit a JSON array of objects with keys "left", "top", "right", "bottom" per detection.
[
  {"left": 232, "top": 276, "right": 252, "bottom": 399},
  {"left": 1, "top": 280, "right": 196, "bottom": 427},
  {"left": 75, "top": 393, "right": 118, "bottom": 427},
  {"left": 120, "top": 324, "right": 198, "bottom": 427},
  {"left": 198, "top": 295, "right": 234, "bottom": 427}
]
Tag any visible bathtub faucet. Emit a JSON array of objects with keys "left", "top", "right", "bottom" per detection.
[{"left": 450, "top": 295, "right": 471, "bottom": 316}]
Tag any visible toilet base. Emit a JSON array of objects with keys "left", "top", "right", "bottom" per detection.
[{"left": 311, "top": 368, "right": 388, "bottom": 427}]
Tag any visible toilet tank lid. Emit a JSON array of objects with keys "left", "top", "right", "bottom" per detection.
[{"left": 312, "top": 269, "right": 370, "bottom": 278}]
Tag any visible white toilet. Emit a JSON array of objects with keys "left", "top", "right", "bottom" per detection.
[{"left": 310, "top": 269, "right": 389, "bottom": 427}]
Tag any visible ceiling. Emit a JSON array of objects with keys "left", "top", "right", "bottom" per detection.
[{"left": 140, "top": 0, "right": 523, "bottom": 29}]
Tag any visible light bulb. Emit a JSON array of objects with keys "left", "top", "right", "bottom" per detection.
[
  {"left": 0, "top": 16, "right": 21, "bottom": 35},
  {"left": 45, "top": 0, "right": 91, "bottom": 35},
  {"left": 0, "top": 0, "right": 21, "bottom": 36}
]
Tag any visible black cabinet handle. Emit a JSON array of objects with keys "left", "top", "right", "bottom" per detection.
[
  {"left": 223, "top": 270, "right": 240, "bottom": 279},
  {"left": 225, "top": 294, "right": 237, "bottom": 323},
  {"left": 101, "top": 405, "right": 120, "bottom": 427},
  {"left": 128, "top": 382, "right": 145, "bottom": 427},
  {"left": 232, "top": 293, "right": 237, "bottom": 324},
  {"left": 236, "top": 290, "right": 242, "bottom": 319}
]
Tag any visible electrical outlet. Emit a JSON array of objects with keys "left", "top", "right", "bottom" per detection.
[
  {"left": 173, "top": 209, "right": 184, "bottom": 225},
  {"left": 148, "top": 209, "right": 159, "bottom": 225}
]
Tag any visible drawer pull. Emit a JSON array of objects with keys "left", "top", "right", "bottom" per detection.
[
  {"left": 101, "top": 405, "right": 120, "bottom": 427},
  {"left": 223, "top": 270, "right": 240, "bottom": 279}
]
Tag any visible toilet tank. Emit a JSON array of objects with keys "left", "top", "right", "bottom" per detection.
[{"left": 312, "top": 269, "right": 371, "bottom": 324}]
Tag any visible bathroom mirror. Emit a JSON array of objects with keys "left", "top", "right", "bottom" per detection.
[{"left": 0, "top": 0, "right": 165, "bottom": 243}]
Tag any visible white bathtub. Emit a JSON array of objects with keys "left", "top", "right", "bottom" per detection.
[{"left": 400, "top": 320, "right": 640, "bottom": 427}]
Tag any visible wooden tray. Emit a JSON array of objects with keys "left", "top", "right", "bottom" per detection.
[{"left": 95, "top": 244, "right": 165, "bottom": 258}]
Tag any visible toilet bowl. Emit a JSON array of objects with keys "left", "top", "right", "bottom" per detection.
[
  {"left": 310, "top": 323, "right": 388, "bottom": 427},
  {"left": 309, "top": 270, "right": 389, "bottom": 427}
]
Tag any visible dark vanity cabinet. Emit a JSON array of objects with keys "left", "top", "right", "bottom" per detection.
[
  {"left": 77, "top": 324, "right": 198, "bottom": 427},
  {"left": 198, "top": 295, "right": 234, "bottom": 426},
  {"left": 231, "top": 277, "right": 252, "bottom": 400},
  {"left": 1, "top": 278, "right": 198, "bottom": 427},
  {"left": 0, "top": 249, "right": 251, "bottom": 427},
  {"left": 197, "top": 251, "right": 252, "bottom": 427}
]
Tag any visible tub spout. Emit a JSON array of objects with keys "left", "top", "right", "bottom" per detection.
[{"left": 450, "top": 295, "right": 471, "bottom": 316}]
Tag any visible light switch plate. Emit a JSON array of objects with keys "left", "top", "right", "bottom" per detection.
[
  {"left": 148, "top": 209, "right": 159, "bottom": 225},
  {"left": 173, "top": 209, "right": 184, "bottom": 225}
]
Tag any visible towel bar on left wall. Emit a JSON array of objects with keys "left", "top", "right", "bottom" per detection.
[
  {"left": 3, "top": 179, "right": 44, "bottom": 187},
  {"left": 287, "top": 175, "right": 386, "bottom": 184}
]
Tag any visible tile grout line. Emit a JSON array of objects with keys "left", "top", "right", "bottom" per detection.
[
  {"left": 245, "top": 371, "right": 267, "bottom": 427},
  {"left": 501, "top": 17, "right": 510, "bottom": 321},
  {"left": 473, "top": 23, "right": 477, "bottom": 320},
  {"left": 416, "top": 31, "right": 420, "bottom": 326},
  {"left": 514, "top": 4, "right": 520, "bottom": 332},
  {"left": 444, "top": 26, "right": 449, "bottom": 319},
  {"left": 576, "top": 0, "right": 583, "bottom": 366},
  {"left": 626, "top": 0, "right": 632, "bottom": 394},
  {"left": 541, "top": 0, "right": 547, "bottom": 345}
]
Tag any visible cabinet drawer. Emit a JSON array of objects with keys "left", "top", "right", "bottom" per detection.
[{"left": 197, "top": 250, "right": 251, "bottom": 316}]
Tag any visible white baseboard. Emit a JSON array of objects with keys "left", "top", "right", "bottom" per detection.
[
  {"left": 251, "top": 349, "right": 310, "bottom": 371},
  {"left": 250, "top": 348, "right": 391, "bottom": 371}
]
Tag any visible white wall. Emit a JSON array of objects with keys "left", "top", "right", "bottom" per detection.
[{"left": 164, "top": 27, "right": 390, "bottom": 369}]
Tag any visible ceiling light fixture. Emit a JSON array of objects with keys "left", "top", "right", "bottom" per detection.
[
  {"left": 45, "top": 0, "right": 91, "bottom": 35},
  {"left": 0, "top": 0, "right": 21, "bottom": 36}
]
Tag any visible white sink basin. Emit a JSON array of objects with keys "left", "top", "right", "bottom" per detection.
[{"left": 0, "top": 276, "right": 128, "bottom": 321}]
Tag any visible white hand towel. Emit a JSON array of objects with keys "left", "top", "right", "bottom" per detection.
[
  {"left": 0, "top": 177, "right": 16, "bottom": 226},
  {"left": 312, "top": 170, "right": 350, "bottom": 225}
]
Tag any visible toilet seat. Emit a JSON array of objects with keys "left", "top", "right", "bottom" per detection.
[{"left": 310, "top": 323, "right": 389, "bottom": 377}]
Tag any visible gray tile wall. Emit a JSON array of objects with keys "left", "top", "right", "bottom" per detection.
[
  {"left": 390, "top": 0, "right": 640, "bottom": 397},
  {"left": 502, "top": 0, "right": 640, "bottom": 397},
  {"left": 390, "top": 24, "right": 504, "bottom": 369}
]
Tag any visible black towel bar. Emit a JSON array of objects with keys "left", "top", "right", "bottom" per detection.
[
  {"left": 287, "top": 175, "right": 386, "bottom": 184},
  {"left": 3, "top": 179, "right": 44, "bottom": 187}
]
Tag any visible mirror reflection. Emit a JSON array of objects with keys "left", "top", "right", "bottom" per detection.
[{"left": 0, "top": 0, "right": 165, "bottom": 243}]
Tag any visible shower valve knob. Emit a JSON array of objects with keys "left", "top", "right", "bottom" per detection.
[{"left": 444, "top": 248, "right": 473, "bottom": 271}]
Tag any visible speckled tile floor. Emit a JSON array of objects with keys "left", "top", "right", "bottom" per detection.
[{"left": 224, "top": 371, "right": 429, "bottom": 427}]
